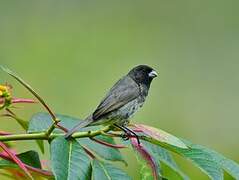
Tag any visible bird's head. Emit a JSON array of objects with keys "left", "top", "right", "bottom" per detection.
[{"left": 128, "top": 65, "right": 158, "bottom": 87}]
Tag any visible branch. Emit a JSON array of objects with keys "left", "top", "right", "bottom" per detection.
[
  {"left": 0, "top": 125, "right": 176, "bottom": 154},
  {"left": 0, "top": 66, "right": 57, "bottom": 122},
  {"left": 0, "top": 66, "right": 62, "bottom": 136},
  {"left": 0, "top": 126, "right": 112, "bottom": 142}
]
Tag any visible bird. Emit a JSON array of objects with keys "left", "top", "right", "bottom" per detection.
[{"left": 65, "top": 65, "right": 158, "bottom": 143}]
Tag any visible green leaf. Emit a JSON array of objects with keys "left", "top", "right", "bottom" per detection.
[
  {"left": 78, "top": 135, "right": 126, "bottom": 165},
  {"left": 36, "top": 140, "right": 45, "bottom": 154},
  {"left": 14, "top": 117, "right": 29, "bottom": 130},
  {"left": 130, "top": 138, "right": 161, "bottom": 180},
  {"left": 0, "top": 151, "right": 53, "bottom": 179},
  {"left": 0, "top": 159, "right": 18, "bottom": 169},
  {"left": 30, "top": 112, "right": 125, "bottom": 163},
  {"left": 171, "top": 140, "right": 224, "bottom": 180},
  {"left": 140, "top": 163, "right": 156, "bottom": 180},
  {"left": 28, "top": 112, "right": 54, "bottom": 133},
  {"left": 29, "top": 112, "right": 97, "bottom": 133},
  {"left": 176, "top": 140, "right": 239, "bottom": 180},
  {"left": 28, "top": 112, "right": 91, "bottom": 133},
  {"left": 130, "top": 136, "right": 188, "bottom": 180},
  {"left": 0, "top": 151, "right": 41, "bottom": 169},
  {"left": 17, "top": 151, "right": 42, "bottom": 169},
  {"left": 0, "top": 142, "right": 33, "bottom": 179},
  {"left": 142, "top": 141, "right": 189, "bottom": 180},
  {"left": 133, "top": 125, "right": 239, "bottom": 179},
  {"left": 12, "top": 115, "right": 45, "bottom": 154},
  {"left": 134, "top": 124, "right": 188, "bottom": 149},
  {"left": 50, "top": 136, "right": 91, "bottom": 180},
  {"left": 217, "top": 155, "right": 239, "bottom": 179},
  {"left": 91, "top": 159, "right": 131, "bottom": 180}
]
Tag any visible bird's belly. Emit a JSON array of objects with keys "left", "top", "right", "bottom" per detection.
[
  {"left": 119, "top": 99, "right": 143, "bottom": 118},
  {"left": 106, "top": 98, "right": 144, "bottom": 126}
]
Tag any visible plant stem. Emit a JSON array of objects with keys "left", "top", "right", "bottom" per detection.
[
  {"left": 0, "top": 126, "right": 111, "bottom": 142},
  {"left": 0, "top": 126, "right": 176, "bottom": 152},
  {"left": 0, "top": 132, "right": 47, "bottom": 141},
  {"left": 1, "top": 67, "right": 57, "bottom": 122},
  {"left": 1, "top": 67, "right": 62, "bottom": 136}
]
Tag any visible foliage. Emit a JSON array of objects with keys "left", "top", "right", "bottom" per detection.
[{"left": 0, "top": 67, "right": 239, "bottom": 180}]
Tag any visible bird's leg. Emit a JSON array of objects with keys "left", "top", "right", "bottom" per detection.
[
  {"left": 122, "top": 126, "right": 140, "bottom": 145},
  {"left": 113, "top": 124, "right": 129, "bottom": 140},
  {"left": 114, "top": 124, "right": 140, "bottom": 145}
]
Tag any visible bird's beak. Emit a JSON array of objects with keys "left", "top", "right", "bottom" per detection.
[{"left": 149, "top": 70, "right": 158, "bottom": 78}]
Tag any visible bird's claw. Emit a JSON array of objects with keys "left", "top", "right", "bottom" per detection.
[{"left": 121, "top": 133, "right": 130, "bottom": 141}]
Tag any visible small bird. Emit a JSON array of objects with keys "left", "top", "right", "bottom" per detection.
[{"left": 65, "top": 65, "right": 158, "bottom": 142}]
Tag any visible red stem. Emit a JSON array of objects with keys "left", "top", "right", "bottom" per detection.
[
  {"left": 90, "top": 137, "right": 126, "bottom": 149},
  {"left": 12, "top": 98, "right": 37, "bottom": 104},
  {"left": 0, "top": 153, "right": 53, "bottom": 177},
  {"left": 130, "top": 137, "right": 158, "bottom": 180},
  {"left": 0, "top": 142, "right": 33, "bottom": 179},
  {"left": 0, "top": 98, "right": 36, "bottom": 104},
  {"left": 56, "top": 124, "right": 68, "bottom": 133},
  {"left": 132, "top": 129, "right": 143, "bottom": 133},
  {"left": 82, "top": 147, "right": 95, "bottom": 159},
  {"left": 0, "top": 131, "right": 11, "bottom": 135}
]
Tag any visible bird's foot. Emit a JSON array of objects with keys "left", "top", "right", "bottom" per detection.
[
  {"left": 120, "top": 133, "right": 141, "bottom": 145},
  {"left": 121, "top": 132, "right": 130, "bottom": 141}
]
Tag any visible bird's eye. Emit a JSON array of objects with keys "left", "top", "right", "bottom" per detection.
[{"left": 148, "top": 70, "right": 158, "bottom": 78}]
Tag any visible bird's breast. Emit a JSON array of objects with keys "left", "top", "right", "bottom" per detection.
[{"left": 116, "top": 97, "right": 145, "bottom": 120}]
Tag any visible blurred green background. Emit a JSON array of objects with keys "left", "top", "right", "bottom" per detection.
[{"left": 0, "top": 0, "right": 239, "bottom": 179}]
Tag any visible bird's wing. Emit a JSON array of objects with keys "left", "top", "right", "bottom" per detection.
[{"left": 92, "top": 76, "right": 140, "bottom": 120}]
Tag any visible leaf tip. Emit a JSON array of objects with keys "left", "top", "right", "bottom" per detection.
[
  {"left": 176, "top": 143, "right": 188, "bottom": 149},
  {"left": 0, "top": 65, "right": 11, "bottom": 74}
]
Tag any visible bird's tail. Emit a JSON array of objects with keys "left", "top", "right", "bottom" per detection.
[{"left": 65, "top": 115, "right": 94, "bottom": 139}]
